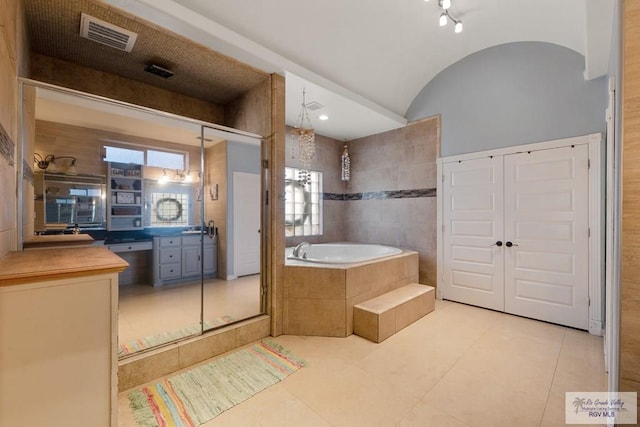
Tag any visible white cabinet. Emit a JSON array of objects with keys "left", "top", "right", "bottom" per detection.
[
  {"left": 0, "top": 248, "right": 125, "bottom": 427},
  {"left": 153, "top": 235, "right": 217, "bottom": 286}
]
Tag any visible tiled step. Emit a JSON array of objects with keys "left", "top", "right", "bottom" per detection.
[{"left": 353, "top": 283, "right": 435, "bottom": 343}]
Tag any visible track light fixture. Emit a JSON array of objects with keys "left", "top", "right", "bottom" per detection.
[{"left": 435, "top": 0, "right": 462, "bottom": 33}]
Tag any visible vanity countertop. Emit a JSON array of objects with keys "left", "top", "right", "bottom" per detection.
[
  {"left": 0, "top": 247, "right": 129, "bottom": 287},
  {"left": 23, "top": 233, "right": 94, "bottom": 249}
]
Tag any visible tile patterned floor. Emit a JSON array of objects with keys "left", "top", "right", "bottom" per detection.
[{"left": 118, "top": 300, "right": 607, "bottom": 427}]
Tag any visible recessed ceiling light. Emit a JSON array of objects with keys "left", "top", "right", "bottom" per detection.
[{"left": 318, "top": 114, "right": 329, "bottom": 121}]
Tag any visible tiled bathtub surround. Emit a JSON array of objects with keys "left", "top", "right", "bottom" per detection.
[
  {"left": 285, "top": 117, "right": 439, "bottom": 286},
  {"left": 283, "top": 251, "right": 419, "bottom": 337}
]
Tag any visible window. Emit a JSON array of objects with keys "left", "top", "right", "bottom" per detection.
[
  {"left": 146, "top": 182, "right": 193, "bottom": 227},
  {"left": 284, "top": 167, "right": 322, "bottom": 237},
  {"left": 104, "top": 146, "right": 144, "bottom": 164},
  {"left": 104, "top": 145, "right": 186, "bottom": 170},
  {"left": 147, "top": 150, "right": 185, "bottom": 170}
]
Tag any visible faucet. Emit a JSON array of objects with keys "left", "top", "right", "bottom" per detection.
[{"left": 292, "top": 241, "right": 311, "bottom": 258}]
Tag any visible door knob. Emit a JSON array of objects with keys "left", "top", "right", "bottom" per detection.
[
  {"left": 505, "top": 241, "right": 519, "bottom": 247},
  {"left": 491, "top": 241, "right": 503, "bottom": 247}
]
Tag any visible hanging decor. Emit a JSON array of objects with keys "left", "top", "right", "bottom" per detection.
[
  {"left": 290, "top": 88, "right": 315, "bottom": 185},
  {"left": 341, "top": 143, "right": 351, "bottom": 182}
]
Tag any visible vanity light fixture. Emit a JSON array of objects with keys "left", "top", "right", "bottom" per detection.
[
  {"left": 177, "top": 169, "right": 195, "bottom": 182},
  {"left": 158, "top": 169, "right": 169, "bottom": 184}
]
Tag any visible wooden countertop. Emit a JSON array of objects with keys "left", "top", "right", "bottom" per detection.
[
  {"left": 23, "top": 234, "right": 94, "bottom": 249},
  {"left": 0, "top": 247, "right": 129, "bottom": 287}
]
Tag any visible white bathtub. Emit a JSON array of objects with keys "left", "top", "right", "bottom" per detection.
[{"left": 286, "top": 242, "right": 403, "bottom": 264}]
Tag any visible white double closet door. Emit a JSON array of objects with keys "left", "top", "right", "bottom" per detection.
[{"left": 442, "top": 145, "right": 590, "bottom": 330}]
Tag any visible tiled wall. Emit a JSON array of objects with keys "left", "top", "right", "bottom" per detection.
[
  {"left": 0, "top": 0, "right": 27, "bottom": 256},
  {"left": 204, "top": 142, "right": 228, "bottom": 279},
  {"left": 285, "top": 117, "right": 440, "bottom": 287},
  {"left": 344, "top": 117, "right": 439, "bottom": 286}
]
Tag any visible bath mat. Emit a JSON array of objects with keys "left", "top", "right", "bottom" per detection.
[
  {"left": 119, "top": 316, "right": 235, "bottom": 356},
  {"left": 128, "top": 340, "right": 305, "bottom": 427}
]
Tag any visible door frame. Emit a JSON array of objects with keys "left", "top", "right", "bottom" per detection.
[{"left": 436, "top": 132, "right": 603, "bottom": 335}]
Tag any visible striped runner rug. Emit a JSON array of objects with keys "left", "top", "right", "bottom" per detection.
[
  {"left": 128, "top": 340, "right": 305, "bottom": 426},
  {"left": 119, "top": 316, "right": 235, "bottom": 356}
]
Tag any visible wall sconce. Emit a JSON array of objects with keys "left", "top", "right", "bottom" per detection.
[{"left": 34, "top": 153, "right": 78, "bottom": 174}]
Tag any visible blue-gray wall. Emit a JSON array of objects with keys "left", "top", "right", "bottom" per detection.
[{"left": 406, "top": 42, "right": 608, "bottom": 157}]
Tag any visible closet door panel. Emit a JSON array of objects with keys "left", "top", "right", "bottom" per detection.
[
  {"left": 503, "top": 146, "right": 589, "bottom": 329},
  {"left": 442, "top": 157, "right": 504, "bottom": 311}
]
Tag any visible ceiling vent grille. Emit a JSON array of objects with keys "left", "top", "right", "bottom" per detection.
[
  {"left": 305, "top": 101, "right": 324, "bottom": 111},
  {"left": 80, "top": 13, "right": 138, "bottom": 52}
]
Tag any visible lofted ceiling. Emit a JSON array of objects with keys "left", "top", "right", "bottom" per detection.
[{"left": 24, "top": 0, "right": 615, "bottom": 141}]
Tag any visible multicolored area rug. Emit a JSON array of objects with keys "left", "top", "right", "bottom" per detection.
[
  {"left": 128, "top": 340, "right": 305, "bottom": 427},
  {"left": 119, "top": 316, "right": 235, "bottom": 356}
]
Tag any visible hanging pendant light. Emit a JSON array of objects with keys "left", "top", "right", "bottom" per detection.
[
  {"left": 341, "top": 143, "right": 351, "bottom": 182},
  {"left": 290, "top": 88, "right": 315, "bottom": 185}
]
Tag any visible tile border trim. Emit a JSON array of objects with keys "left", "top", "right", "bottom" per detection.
[
  {"left": 324, "top": 188, "right": 436, "bottom": 201},
  {"left": 0, "top": 123, "right": 15, "bottom": 166},
  {"left": 23, "top": 160, "right": 34, "bottom": 184}
]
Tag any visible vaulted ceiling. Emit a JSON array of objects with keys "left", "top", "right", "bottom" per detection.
[{"left": 24, "top": 0, "right": 615, "bottom": 140}]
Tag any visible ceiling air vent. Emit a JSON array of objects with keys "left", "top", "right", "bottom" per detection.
[
  {"left": 305, "top": 101, "right": 324, "bottom": 111},
  {"left": 80, "top": 13, "right": 138, "bottom": 52}
]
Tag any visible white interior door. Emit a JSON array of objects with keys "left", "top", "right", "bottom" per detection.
[
  {"left": 442, "top": 157, "right": 505, "bottom": 311},
  {"left": 233, "top": 172, "right": 260, "bottom": 277},
  {"left": 503, "top": 146, "right": 590, "bottom": 329}
]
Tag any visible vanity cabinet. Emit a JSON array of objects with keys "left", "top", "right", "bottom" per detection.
[
  {"left": 107, "top": 162, "right": 144, "bottom": 231},
  {"left": 0, "top": 247, "right": 127, "bottom": 427},
  {"left": 153, "top": 235, "right": 217, "bottom": 286}
]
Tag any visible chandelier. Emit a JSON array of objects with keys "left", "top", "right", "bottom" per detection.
[
  {"left": 341, "top": 143, "right": 351, "bottom": 182},
  {"left": 291, "top": 89, "right": 315, "bottom": 185}
]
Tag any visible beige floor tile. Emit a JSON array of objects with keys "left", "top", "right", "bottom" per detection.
[
  {"left": 274, "top": 334, "right": 381, "bottom": 368},
  {"left": 202, "top": 384, "right": 331, "bottom": 426},
  {"left": 453, "top": 331, "right": 562, "bottom": 395},
  {"left": 540, "top": 382, "right": 606, "bottom": 427},
  {"left": 491, "top": 313, "right": 567, "bottom": 344},
  {"left": 118, "top": 301, "right": 607, "bottom": 427},
  {"left": 283, "top": 364, "right": 420, "bottom": 427},
  {"left": 423, "top": 358, "right": 550, "bottom": 427},
  {"left": 397, "top": 401, "right": 470, "bottom": 427}
]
